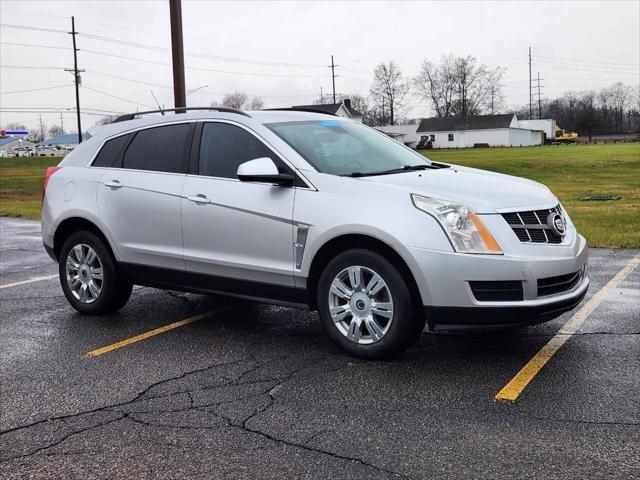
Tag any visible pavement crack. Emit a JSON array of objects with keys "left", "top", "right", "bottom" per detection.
[
  {"left": 0, "top": 414, "right": 125, "bottom": 463},
  {"left": 0, "top": 357, "right": 251, "bottom": 437}
]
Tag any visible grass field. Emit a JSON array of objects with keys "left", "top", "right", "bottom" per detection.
[
  {"left": 423, "top": 143, "right": 639, "bottom": 248},
  {"left": 1, "top": 143, "right": 639, "bottom": 247}
]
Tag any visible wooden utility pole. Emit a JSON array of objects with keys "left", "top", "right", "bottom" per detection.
[
  {"left": 169, "top": 0, "right": 186, "bottom": 111},
  {"left": 67, "top": 16, "right": 82, "bottom": 144},
  {"left": 528, "top": 46, "right": 532, "bottom": 119}
]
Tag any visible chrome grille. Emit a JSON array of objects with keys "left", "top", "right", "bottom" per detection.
[{"left": 502, "top": 205, "right": 564, "bottom": 244}]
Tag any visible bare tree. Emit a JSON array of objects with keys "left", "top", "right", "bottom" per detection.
[
  {"left": 577, "top": 91, "right": 598, "bottom": 141},
  {"left": 370, "top": 62, "right": 410, "bottom": 125},
  {"left": 562, "top": 91, "right": 579, "bottom": 131},
  {"left": 414, "top": 55, "right": 456, "bottom": 117},
  {"left": 415, "top": 55, "right": 504, "bottom": 117},
  {"left": 248, "top": 97, "right": 264, "bottom": 110},
  {"left": 48, "top": 125, "right": 64, "bottom": 137},
  {"left": 95, "top": 115, "right": 116, "bottom": 126},
  {"left": 608, "top": 82, "right": 631, "bottom": 132},
  {"left": 3, "top": 122, "right": 27, "bottom": 131},
  {"left": 221, "top": 91, "right": 249, "bottom": 109}
]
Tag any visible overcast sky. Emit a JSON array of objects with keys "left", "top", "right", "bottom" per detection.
[{"left": 1, "top": 0, "right": 639, "bottom": 133}]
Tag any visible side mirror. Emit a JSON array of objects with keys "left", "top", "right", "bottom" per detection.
[{"left": 237, "top": 157, "right": 294, "bottom": 186}]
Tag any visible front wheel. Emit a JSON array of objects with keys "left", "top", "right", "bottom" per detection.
[
  {"left": 59, "top": 231, "right": 132, "bottom": 315},
  {"left": 316, "top": 249, "right": 425, "bottom": 359}
]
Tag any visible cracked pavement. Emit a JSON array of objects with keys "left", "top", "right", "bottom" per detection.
[{"left": 1, "top": 217, "right": 639, "bottom": 479}]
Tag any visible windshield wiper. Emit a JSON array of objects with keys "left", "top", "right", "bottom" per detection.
[{"left": 346, "top": 164, "right": 431, "bottom": 177}]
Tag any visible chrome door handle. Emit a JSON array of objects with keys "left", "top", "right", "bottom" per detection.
[
  {"left": 186, "top": 194, "right": 211, "bottom": 204},
  {"left": 105, "top": 180, "right": 123, "bottom": 189}
]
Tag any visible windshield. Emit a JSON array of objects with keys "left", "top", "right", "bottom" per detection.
[{"left": 266, "top": 120, "right": 430, "bottom": 176}]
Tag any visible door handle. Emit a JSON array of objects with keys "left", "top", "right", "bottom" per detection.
[
  {"left": 186, "top": 194, "right": 211, "bottom": 204},
  {"left": 105, "top": 180, "right": 123, "bottom": 189}
]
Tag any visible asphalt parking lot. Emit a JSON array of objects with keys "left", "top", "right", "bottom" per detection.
[{"left": 1, "top": 217, "right": 638, "bottom": 479}]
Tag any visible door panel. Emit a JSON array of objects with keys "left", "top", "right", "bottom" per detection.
[
  {"left": 181, "top": 176, "right": 295, "bottom": 286},
  {"left": 98, "top": 170, "right": 186, "bottom": 270}
]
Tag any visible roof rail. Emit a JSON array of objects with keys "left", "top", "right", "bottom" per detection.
[
  {"left": 263, "top": 107, "right": 338, "bottom": 116},
  {"left": 113, "top": 107, "right": 251, "bottom": 123}
]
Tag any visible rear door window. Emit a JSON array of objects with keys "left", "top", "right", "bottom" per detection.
[
  {"left": 91, "top": 134, "right": 132, "bottom": 168},
  {"left": 122, "top": 124, "right": 192, "bottom": 173}
]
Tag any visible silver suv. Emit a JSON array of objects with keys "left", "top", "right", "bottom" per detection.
[{"left": 42, "top": 108, "right": 589, "bottom": 358}]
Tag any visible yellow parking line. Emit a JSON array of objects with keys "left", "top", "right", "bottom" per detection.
[
  {"left": 0, "top": 274, "right": 58, "bottom": 289},
  {"left": 84, "top": 304, "right": 233, "bottom": 358},
  {"left": 495, "top": 253, "right": 640, "bottom": 402}
]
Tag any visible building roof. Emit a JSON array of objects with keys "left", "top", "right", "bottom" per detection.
[
  {"left": 292, "top": 100, "right": 364, "bottom": 118},
  {"left": 41, "top": 133, "right": 89, "bottom": 145},
  {"left": 0, "top": 137, "right": 19, "bottom": 147},
  {"left": 417, "top": 114, "right": 516, "bottom": 132},
  {"left": 293, "top": 103, "right": 344, "bottom": 115}
]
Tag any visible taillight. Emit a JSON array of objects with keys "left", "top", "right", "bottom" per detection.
[{"left": 42, "top": 166, "right": 61, "bottom": 202}]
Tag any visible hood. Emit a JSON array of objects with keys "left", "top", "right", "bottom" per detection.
[{"left": 359, "top": 164, "right": 557, "bottom": 213}]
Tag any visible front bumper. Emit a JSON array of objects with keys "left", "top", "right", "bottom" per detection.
[
  {"left": 425, "top": 277, "right": 588, "bottom": 329},
  {"left": 406, "top": 232, "right": 589, "bottom": 328}
]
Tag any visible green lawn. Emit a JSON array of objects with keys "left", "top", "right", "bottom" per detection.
[
  {"left": 0, "top": 156, "right": 62, "bottom": 220},
  {"left": 1, "top": 143, "right": 639, "bottom": 247},
  {"left": 423, "top": 143, "right": 640, "bottom": 248}
]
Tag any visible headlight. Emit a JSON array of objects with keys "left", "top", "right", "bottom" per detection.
[{"left": 411, "top": 194, "right": 502, "bottom": 254}]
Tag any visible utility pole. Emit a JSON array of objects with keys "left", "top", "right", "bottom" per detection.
[
  {"left": 534, "top": 72, "right": 544, "bottom": 119},
  {"left": 330, "top": 55, "right": 337, "bottom": 104},
  {"left": 528, "top": 46, "right": 532, "bottom": 119},
  {"left": 39, "top": 114, "right": 44, "bottom": 141},
  {"left": 66, "top": 16, "right": 83, "bottom": 144},
  {"left": 320, "top": 86, "right": 323, "bottom": 103},
  {"left": 169, "top": 0, "right": 186, "bottom": 111},
  {"left": 60, "top": 112, "right": 64, "bottom": 133}
]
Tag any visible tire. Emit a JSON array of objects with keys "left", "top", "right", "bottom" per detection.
[
  {"left": 316, "top": 249, "right": 425, "bottom": 359},
  {"left": 59, "top": 231, "right": 132, "bottom": 315}
]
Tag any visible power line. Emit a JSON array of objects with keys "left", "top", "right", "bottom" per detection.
[
  {"left": 78, "top": 49, "right": 329, "bottom": 78},
  {"left": 0, "top": 23, "right": 67, "bottom": 34},
  {"left": 0, "top": 41, "right": 70, "bottom": 50},
  {"left": 0, "top": 84, "right": 72, "bottom": 95},
  {"left": 3, "top": 65, "right": 66, "bottom": 70},
  {"left": 81, "top": 85, "right": 156, "bottom": 109},
  {"left": 77, "top": 32, "right": 325, "bottom": 68},
  {"left": 534, "top": 54, "right": 639, "bottom": 68}
]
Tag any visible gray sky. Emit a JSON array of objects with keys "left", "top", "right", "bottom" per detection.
[{"left": 1, "top": 0, "right": 639, "bottom": 133}]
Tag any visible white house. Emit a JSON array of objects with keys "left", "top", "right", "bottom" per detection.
[
  {"left": 374, "top": 124, "right": 420, "bottom": 148},
  {"left": 416, "top": 114, "right": 544, "bottom": 148},
  {"left": 291, "top": 99, "right": 364, "bottom": 123}
]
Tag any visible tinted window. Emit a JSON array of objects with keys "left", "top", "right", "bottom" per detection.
[
  {"left": 123, "top": 124, "right": 191, "bottom": 173},
  {"left": 92, "top": 134, "right": 131, "bottom": 168},
  {"left": 199, "top": 123, "right": 277, "bottom": 179}
]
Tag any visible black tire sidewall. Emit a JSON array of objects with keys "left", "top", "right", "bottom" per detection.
[
  {"left": 317, "top": 249, "right": 421, "bottom": 359},
  {"left": 59, "top": 231, "right": 123, "bottom": 315}
]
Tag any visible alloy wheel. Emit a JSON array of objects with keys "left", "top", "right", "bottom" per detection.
[
  {"left": 327, "top": 265, "right": 394, "bottom": 345},
  {"left": 65, "top": 244, "right": 103, "bottom": 304}
]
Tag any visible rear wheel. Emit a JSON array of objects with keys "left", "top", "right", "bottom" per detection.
[
  {"left": 317, "top": 249, "right": 425, "bottom": 359},
  {"left": 59, "top": 231, "right": 132, "bottom": 315}
]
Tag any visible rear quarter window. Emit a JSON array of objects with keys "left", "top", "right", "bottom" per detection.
[{"left": 91, "top": 134, "right": 133, "bottom": 168}]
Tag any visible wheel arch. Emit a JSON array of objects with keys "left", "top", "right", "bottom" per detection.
[
  {"left": 306, "top": 234, "right": 423, "bottom": 311},
  {"left": 53, "top": 216, "right": 117, "bottom": 262}
]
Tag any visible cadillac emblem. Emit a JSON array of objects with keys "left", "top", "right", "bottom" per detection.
[{"left": 547, "top": 212, "right": 566, "bottom": 237}]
